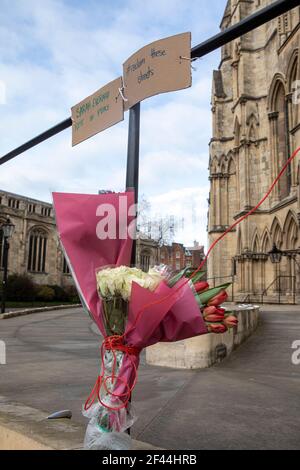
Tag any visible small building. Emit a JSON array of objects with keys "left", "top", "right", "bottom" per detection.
[
  {"left": 0, "top": 189, "right": 73, "bottom": 288},
  {"left": 159, "top": 241, "right": 206, "bottom": 273},
  {"left": 136, "top": 232, "right": 159, "bottom": 272}
]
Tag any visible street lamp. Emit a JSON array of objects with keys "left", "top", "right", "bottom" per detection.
[
  {"left": 1, "top": 218, "right": 15, "bottom": 313},
  {"left": 268, "top": 243, "right": 282, "bottom": 264},
  {"left": 268, "top": 243, "right": 283, "bottom": 303}
]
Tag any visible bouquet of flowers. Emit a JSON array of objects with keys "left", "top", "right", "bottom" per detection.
[
  {"left": 52, "top": 191, "right": 236, "bottom": 450},
  {"left": 83, "top": 264, "right": 236, "bottom": 450}
]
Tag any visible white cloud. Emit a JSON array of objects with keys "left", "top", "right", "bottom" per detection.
[{"left": 148, "top": 186, "right": 209, "bottom": 247}]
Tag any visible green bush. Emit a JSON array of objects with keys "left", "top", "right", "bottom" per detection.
[
  {"left": 48, "top": 284, "right": 68, "bottom": 302},
  {"left": 64, "top": 285, "right": 80, "bottom": 303},
  {"left": 5, "top": 273, "right": 78, "bottom": 304},
  {"left": 6, "top": 274, "right": 37, "bottom": 301},
  {"left": 36, "top": 286, "right": 56, "bottom": 302}
]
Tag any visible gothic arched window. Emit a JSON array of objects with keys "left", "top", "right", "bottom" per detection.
[
  {"left": 284, "top": 211, "right": 298, "bottom": 250},
  {"left": 261, "top": 230, "right": 271, "bottom": 254},
  {"left": 287, "top": 52, "right": 299, "bottom": 186},
  {"left": 252, "top": 234, "right": 259, "bottom": 253},
  {"left": 220, "top": 161, "right": 227, "bottom": 226},
  {"left": 27, "top": 228, "right": 48, "bottom": 272},
  {"left": 269, "top": 78, "right": 291, "bottom": 200},
  {"left": 275, "top": 82, "right": 290, "bottom": 198},
  {"left": 271, "top": 217, "right": 283, "bottom": 248},
  {"left": 288, "top": 54, "right": 298, "bottom": 128},
  {"left": 228, "top": 157, "right": 238, "bottom": 223},
  {"left": 63, "top": 256, "right": 70, "bottom": 274}
]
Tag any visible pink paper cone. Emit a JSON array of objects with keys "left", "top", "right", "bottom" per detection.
[{"left": 53, "top": 191, "right": 135, "bottom": 334}]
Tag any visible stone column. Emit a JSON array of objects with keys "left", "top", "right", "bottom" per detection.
[
  {"left": 268, "top": 111, "right": 279, "bottom": 204},
  {"left": 216, "top": 175, "right": 222, "bottom": 227}
]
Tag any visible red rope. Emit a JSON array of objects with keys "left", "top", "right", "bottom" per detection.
[
  {"left": 85, "top": 146, "right": 300, "bottom": 414},
  {"left": 104, "top": 335, "right": 140, "bottom": 357},
  {"left": 84, "top": 335, "right": 140, "bottom": 412}
]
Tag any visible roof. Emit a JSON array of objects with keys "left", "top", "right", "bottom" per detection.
[
  {"left": 187, "top": 244, "right": 204, "bottom": 252},
  {"left": 0, "top": 189, "right": 52, "bottom": 206}
]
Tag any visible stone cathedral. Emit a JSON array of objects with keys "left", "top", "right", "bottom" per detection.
[{"left": 208, "top": 0, "right": 300, "bottom": 304}]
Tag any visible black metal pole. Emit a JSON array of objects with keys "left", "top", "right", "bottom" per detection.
[
  {"left": 0, "top": 0, "right": 298, "bottom": 167},
  {"left": 293, "top": 268, "right": 296, "bottom": 305},
  {"left": 126, "top": 103, "right": 140, "bottom": 267},
  {"left": 1, "top": 238, "right": 9, "bottom": 314},
  {"left": 0, "top": 118, "right": 72, "bottom": 166},
  {"left": 125, "top": 102, "right": 140, "bottom": 437},
  {"left": 278, "top": 265, "right": 281, "bottom": 304}
]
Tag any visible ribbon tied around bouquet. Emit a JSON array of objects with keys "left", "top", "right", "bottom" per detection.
[{"left": 84, "top": 335, "right": 140, "bottom": 412}]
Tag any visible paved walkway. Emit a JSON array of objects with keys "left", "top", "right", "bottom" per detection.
[{"left": 0, "top": 306, "right": 300, "bottom": 450}]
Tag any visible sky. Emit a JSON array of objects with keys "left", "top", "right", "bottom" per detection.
[{"left": 0, "top": 0, "right": 225, "bottom": 247}]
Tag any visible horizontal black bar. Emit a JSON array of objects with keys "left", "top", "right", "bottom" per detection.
[
  {"left": 191, "top": 0, "right": 300, "bottom": 58},
  {"left": 1, "top": 0, "right": 299, "bottom": 166},
  {"left": 0, "top": 118, "right": 72, "bottom": 166}
]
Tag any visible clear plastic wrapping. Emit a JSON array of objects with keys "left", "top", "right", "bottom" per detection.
[
  {"left": 82, "top": 349, "right": 137, "bottom": 450},
  {"left": 83, "top": 401, "right": 136, "bottom": 450}
]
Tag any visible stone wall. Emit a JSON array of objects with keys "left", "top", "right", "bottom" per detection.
[{"left": 146, "top": 305, "right": 259, "bottom": 369}]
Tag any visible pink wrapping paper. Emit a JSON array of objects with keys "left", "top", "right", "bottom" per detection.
[
  {"left": 53, "top": 191, "right": 208, "bottom": 408},
  {"left": 52, "top": 191, "right": 135, "bottom": 333}
]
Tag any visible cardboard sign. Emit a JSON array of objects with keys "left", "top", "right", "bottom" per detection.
[
  {"left": 71, "top": 77, "right": 124, "bottom": 146},
  {"left": 123, "top": 32, "right": 191, "bottom": 110}
]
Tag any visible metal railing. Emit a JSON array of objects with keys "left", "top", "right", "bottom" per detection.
[
  {"left": 242, "top": 294, "right": 251, "bottom": 304},
  {"left": 207, "top": 274, "right": 298, "bottom": 305},
  {"left": 240, "top": 275, "right": 297, "bottom": 305},
  {"left": 261, "top": 275, "right": 297, "bottom": 305}
]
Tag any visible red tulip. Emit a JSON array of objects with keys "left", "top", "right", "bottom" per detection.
[
  {"left": 203, "top": 305, "right": 217, "bottom": 315},
  {"left": 204, "top": 313, "right": 225, "bottom": 322},
  {"left": 207, "top": 323, "right": 228, "bottom": 334},
  {"left": 224, "top": 315, "right": 238, "bottom": 328},
  {"left": 215, "top": 307, "right": 225, "bottom": 314},
  {"left": 203, "top": 306, "right": 226, "bottom": 317},
  {"left": 194, "top": 281, "right": 209, "bottom": 293},
  {"left": 208, "top": 289, "right": 228, "bottom": 306}
]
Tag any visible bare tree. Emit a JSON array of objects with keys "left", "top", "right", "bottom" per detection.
[{"left": 137, "top": 195, "right": 183, "bottom": 246}]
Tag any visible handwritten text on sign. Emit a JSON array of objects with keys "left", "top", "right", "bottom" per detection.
[
  {"left": 123, "top": 32, "right": 191, "bottom": 110},
  {"left": 71, "top": 77, "right": 124, "bottom": 146}
]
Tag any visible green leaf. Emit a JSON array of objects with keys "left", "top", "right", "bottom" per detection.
[
  {"left": 168, "top": 268, "right": 206, "bottom": 288},
  {"left": 196, "top": 283, "right": 231, "bottom": 306},
  {"left": 189, "top": 271, "right": 206, "bottom": 284},
  {"left": 168, "top": 267, "right": 192, "bottom": 287}
]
